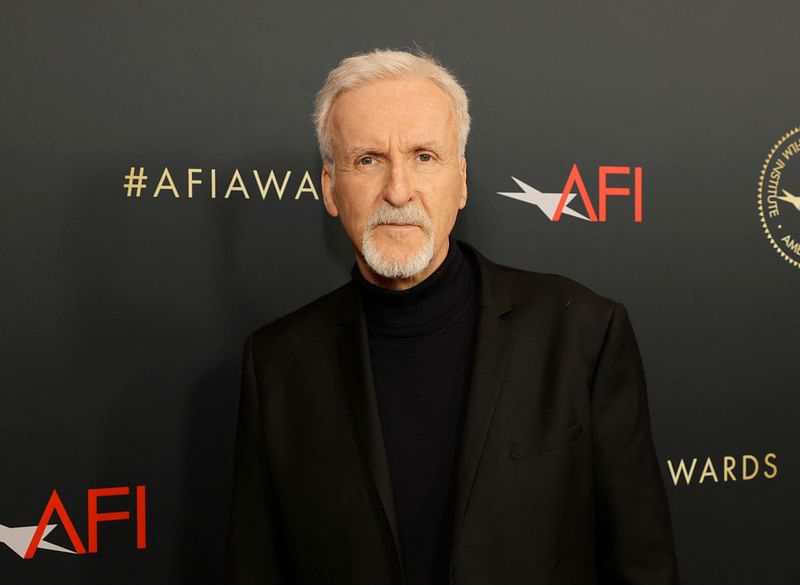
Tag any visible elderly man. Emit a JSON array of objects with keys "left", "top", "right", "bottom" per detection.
[{"left": 226, "top": 49, "right": 680, "bottom": 585}]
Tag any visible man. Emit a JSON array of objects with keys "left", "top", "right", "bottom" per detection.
[{"left": 226, "top": 49, "right": 680, "bottom": 585}]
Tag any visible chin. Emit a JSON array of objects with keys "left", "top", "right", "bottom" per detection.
[{"left": 361, "top": 229, "right": 435, "bottom": 280}]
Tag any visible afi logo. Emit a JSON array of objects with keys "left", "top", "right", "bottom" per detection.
[
  {"left": 499, "top": 164, "right": 643, "bottom": 222},
  {"left": 0, "top": 486, "right": 146, "bottom": 559}
]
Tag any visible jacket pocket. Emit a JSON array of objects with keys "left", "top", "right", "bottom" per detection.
[{"left": 509, "top": 423, "right": 583, "bottom": 460}]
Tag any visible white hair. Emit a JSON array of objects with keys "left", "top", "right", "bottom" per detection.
[
  {"left": 313, "top": 48, "right": 471, "bottom": 164},
  {"left": 361, "top": 201, "right": 435, "bottom": 279}
]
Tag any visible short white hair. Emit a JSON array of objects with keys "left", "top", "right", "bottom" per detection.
[{"left": 313, "top": 48, "right": 471, "bottom": 164}]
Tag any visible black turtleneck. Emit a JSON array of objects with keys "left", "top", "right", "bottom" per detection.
[{"left": 352, "top": 240, "right": 480, "bottom": 585}]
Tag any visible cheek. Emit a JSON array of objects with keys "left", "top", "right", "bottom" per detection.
[
  {"left": 431, "top": 178, "right": 465, "bottom": 224},
  {"left": 334, "top": 187, "right": 372, "bottom": 232}
]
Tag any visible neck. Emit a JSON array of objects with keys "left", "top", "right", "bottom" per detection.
[
  {"left": 354, "top": 239, "right": 450, "bottom": 291},
  {"left": 352, "top": 239, "right": 477, "bottom": 335}
]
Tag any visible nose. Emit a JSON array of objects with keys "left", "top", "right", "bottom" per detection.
[{"left": 383, "top": 158, "right": 412, "bottom": 207}]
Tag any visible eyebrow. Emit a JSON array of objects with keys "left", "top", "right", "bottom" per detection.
[
  {"left": 345, "top": 142, "right": 445, "bottom": 157},
  {"left": 412, "top": 141, "right": 445, "bottom": 153},
  {"left": 347, "top": 146, "right": 383, "bottom": 157}
]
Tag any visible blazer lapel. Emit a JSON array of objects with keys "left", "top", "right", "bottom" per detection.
[
  {"left": 333, "top": 245, "right": 516, "bottom": 584},
  {"left": 449, "top": 245, "right": 515, "bottom": 566},
  {"left": 336, "top": 286, "right": 406, "bottom": 584}
]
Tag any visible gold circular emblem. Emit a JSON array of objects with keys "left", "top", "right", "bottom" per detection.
[{"left": 758, "top": 126, "right": 800, "bottom": 269}]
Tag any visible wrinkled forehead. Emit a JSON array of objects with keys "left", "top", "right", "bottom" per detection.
[{"left": 328, "top": 76, "right": 459, "bottom": 153}]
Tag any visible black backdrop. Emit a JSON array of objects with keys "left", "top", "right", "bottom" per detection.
[{"left": 2, "top": 1, "right": 798, "bottom": 583}]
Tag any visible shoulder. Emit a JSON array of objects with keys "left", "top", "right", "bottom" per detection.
[
  {"left": 464, "top": 241, "right": 620, "bottom": 323},
  {"left": 464, "top": 242, "right": 636, "bottom": 366},
  {"left": 498, "top": 262, "right": 611, "bottom": 303},
  {"left": 247, "top": 281, "right": 356, "bottom": 356}
]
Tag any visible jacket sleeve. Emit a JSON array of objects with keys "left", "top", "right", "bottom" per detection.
[
  {"left": 226, "top": 334, "right": 291, "bottom": 585},
  {"left": 590, "top": 304, "right": 681, "bottom": 585}
]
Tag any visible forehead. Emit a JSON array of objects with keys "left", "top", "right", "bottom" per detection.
[{"left": 328, "top": 76, "right": 458, "bottom": 150}]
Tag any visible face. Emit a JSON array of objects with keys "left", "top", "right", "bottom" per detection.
[{"left": 321, "top": 76, "right": 468, "bottom": 290}]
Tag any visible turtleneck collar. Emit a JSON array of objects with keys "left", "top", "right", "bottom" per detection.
[{"left": 351, "top": 240, "right": 478, "bottom": 337}]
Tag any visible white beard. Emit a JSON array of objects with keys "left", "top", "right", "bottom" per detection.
[{"left": 360, "top": 202, "right": 435, "bottom": 279}]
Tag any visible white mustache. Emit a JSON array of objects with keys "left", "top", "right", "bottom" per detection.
[{"left": 366, "top": 203, "right": 432, "bottom": 231}]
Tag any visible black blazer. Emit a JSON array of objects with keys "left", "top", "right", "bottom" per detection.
[{"left": 226, "top": 244, "right": 680, "bottom": 585}]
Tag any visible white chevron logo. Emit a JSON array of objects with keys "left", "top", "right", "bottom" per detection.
[
  {"left": 0, "top": 522, "right": 77, "bottom": 558},
  {"left": 498, "top": 176, "right": 591, "bottom": 221}
]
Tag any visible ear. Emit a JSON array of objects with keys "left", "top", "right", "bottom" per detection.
[
  {"left": 321, "top": 164, "right": 339, "bottom": 217},
  {"left": 458, "top": 155, "right": 468, "bottom": 209}
]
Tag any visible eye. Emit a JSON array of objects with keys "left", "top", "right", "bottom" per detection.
[
  {"left": 358, "top": 156, "right": 374, "bottom": 165},
  {"left": 418, "top": 152, "right": 433, "bottom": 162}
]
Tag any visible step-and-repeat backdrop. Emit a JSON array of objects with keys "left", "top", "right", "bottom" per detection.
[{"left": 2, "top": 1, "right": 798, "bottom": 583}]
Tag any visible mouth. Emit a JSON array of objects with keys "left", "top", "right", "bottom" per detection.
[{"left": 375, "top": 222, "right": 420, "bottom": 229}]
